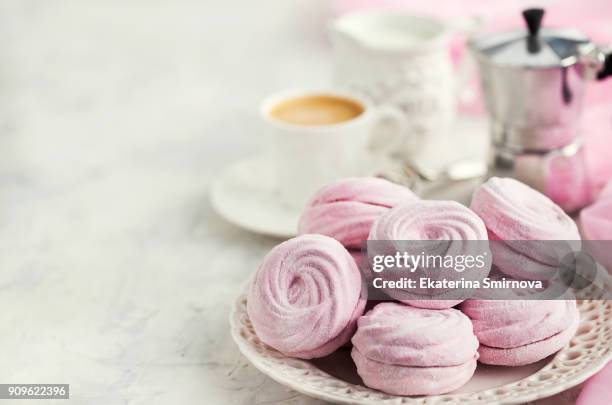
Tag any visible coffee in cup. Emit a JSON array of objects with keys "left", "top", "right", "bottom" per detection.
[
  {"left": 262, "top": 89, "right": 406, "bottom": 209},
  {"left": 268, "top": 95, "right": 364, "bottom": 126}
]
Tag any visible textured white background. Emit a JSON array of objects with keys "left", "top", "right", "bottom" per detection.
[{"left": 0, "top": 1, "right": 580, "bottom": 404}]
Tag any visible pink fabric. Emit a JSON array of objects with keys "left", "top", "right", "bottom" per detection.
[
  {"left": 579, "top": 179, "right": 612, "bottom": 272},
  {"left": 247, "top": 234, "right": 365, "bottom": 359},
  {"left": 581, "top": 200, "right": 612, "bottom": 241},
  {"left": 601, "top": 180, "right": 612, "bottom": 200},
  {"left": 582, "top": 106, "right": 612, "bottom": 197},
  {"left": 581, "top": 180, "right": 612, "bottom": 238},
  {"left": 476, "top": 301, "right": 580, "bottom": 366},
  {"left": 298, "top": 177, "right": 417, "bottom": 249},
  {"left": 543, "top": 146, "right": 593, "bottom": 213},
  {"left": 351, "top": 303, "right": 478, "bottom": 395},
  {"left": 576, "top": 361, "right": 612, "bottom": 405}
]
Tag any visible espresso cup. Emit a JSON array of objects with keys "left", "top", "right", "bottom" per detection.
[{"left": 261, "top": 88, "right": 405, "bottom": 209}]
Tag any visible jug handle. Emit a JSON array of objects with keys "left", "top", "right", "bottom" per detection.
[
  {"left": 581, "top": 44, "right": 612, "bottom": 81},
  {"left": 597, "top": 51, "right": 612, "bottom": 80}
]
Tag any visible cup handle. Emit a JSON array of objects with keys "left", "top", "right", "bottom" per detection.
[{"left": 368, "top": 105, "right": 407, "bottom": 159}]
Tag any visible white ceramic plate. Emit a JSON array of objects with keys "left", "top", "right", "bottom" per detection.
[{"left": 230, "top": 289, "right": 612, "bottom": 405}]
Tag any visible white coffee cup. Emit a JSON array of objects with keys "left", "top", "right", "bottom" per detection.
[{"left": 261, "top": 88, "right": 405, "bottom": 210}]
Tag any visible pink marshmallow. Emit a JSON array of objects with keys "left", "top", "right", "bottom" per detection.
[
  {"left": 298, "top": 177, "right": 418, "bottom": 249},
  {"left": 461, "top": 300, "right": 577, "bottom": 348},
  {"left": 488, "top": 231, "right": 559, "bottom": 281},
  {"left": 350, "top": 303, "right": 478, "bottom": 395},
  {"left": 352, "top": 347, "right": 478, "bottom": 396},
  {"left": 400, "top": 299, "right": 464, "bottom": 309},
  {"left": 247, "top": 234, "right": 365, "bottom": 359},
  {"left": 352, "top": 303, "right": 478, "bottom": 366},
  {"left": 471, "top": 177, "right": 581, "bottom": 279},
  {"left": 471, "top": 177, "right": 580, "bottom": 242},
  {"left": 369, "top": 200, "right": 488, "bottom": 241},
  {"left": 368, "top": 200, "right": 491, "bottom": 308},
  {"left": 349, "top": 249, "right": 364, "bottom": 268},
  {"left": 476, "top": 300, "right": 580, "bottom": 366}
]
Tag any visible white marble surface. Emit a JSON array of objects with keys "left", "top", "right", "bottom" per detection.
[{"left": 0, "top": 1, "right": 581, "bottom": 404}]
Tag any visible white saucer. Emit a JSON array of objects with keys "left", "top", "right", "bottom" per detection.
[
  {"left": 211, "top": 116, "right": 488, "bottom": 238},
  {"left": 210, "top": 155, "right": 300, "bottom": 238}
]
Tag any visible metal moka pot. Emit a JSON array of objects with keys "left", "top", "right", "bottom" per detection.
[{"left": 469, "top": 8, "right": 612, "bottom": 212}]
